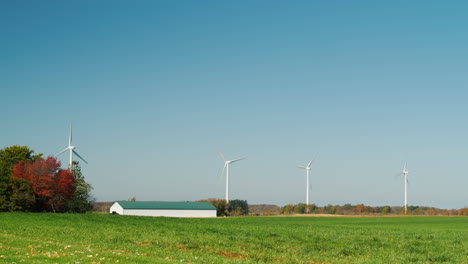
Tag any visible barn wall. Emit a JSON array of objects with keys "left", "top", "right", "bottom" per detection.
[
  {"left": 109, "top": 203, "right": 124, "bottom": 215},
  {"left": 123, "top": 209, "right": 216, "bottom": 217}
]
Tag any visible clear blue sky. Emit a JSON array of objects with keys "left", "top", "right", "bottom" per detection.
[{"left": 2, "top": 1, "right": 467, "bottom": 209}]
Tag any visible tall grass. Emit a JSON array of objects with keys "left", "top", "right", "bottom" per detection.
[{"left": 0, "top": 213, "right": 467, "bottom": 263}]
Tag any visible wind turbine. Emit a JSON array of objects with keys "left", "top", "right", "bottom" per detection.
[
  {"left": 220, "top": 153, "right": 245, "bottom": 202},
  {"left": 55, "top": 126, "right": 88, "bottom": 168},
  {"left": 298, "top": 156, "right": 317, "bottom": 210},
  {"left": 400, "top": 162, "right": 409, "bottom": 214}
]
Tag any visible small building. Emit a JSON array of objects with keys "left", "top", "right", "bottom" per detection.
[{"left": 109, "top": 201, "right": 217, "bottom": 218}]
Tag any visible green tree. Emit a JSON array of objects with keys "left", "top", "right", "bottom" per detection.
[
  {"left": 0, "top": 145, "right": 41, "bottom": 211},
  {"left": 229, "top": 199, "right": 249, "bottom": 216},
  {"left": 281, "top": 204, "right": 295, "bottom": 215},
  {"left": 8, "top": 177, "right": 36, "bottom": 211},
  {"left": 66, "top": 161, "right": 94, "bottom": 213},
  {"left": 408, "top": 205, "right": 419, "bottom": 215},
  {"left": 381, "top": 206, "right": 391, "bottom": 215},
  {"left": 294, "top": 203, "right": 307, "bottom": 214},
  {"left": 324, "top": 204, "right": 337, "bottom": 214},
  {"left": 307, "top": 204, "right": 317, "bottom": 214},
  {"left": 356, "top": 204, "right": 365, "bottom": 215}
]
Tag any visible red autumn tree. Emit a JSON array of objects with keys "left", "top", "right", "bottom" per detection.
[{"left": 13, "top": 156, "right": 76, "bottom": 212}]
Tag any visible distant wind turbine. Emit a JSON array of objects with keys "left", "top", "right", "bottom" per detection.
[
  {"left": 220, "top": 153, "right": 245, "bottom": 202},
  {"left": 298, "top": 155, "right": 317, "bottom": 210},
  {"left": 55, "top": 126, "right": 88, "bottom": 168},
  {"left": 400, "top": 162, "right": 410, "bottom": 214}
]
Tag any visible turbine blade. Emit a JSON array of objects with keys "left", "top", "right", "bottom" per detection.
[
  {"left": 73, "top": 150, "right": 88, "bottom": 164},
  {"left": 218, "top": 162, "right": 227, "bottom": 185},
  {"left": 55, "top": 148, "right": 69, "bottom": 157},
  {"left": 230, "top": 157, "right": 245, "bottom": 164},
  {"left": 220, "top": 162, "right": 227, "bottom": 182},
  {"left": 69, "top": 125, "right": 73, "bottom": 146},
  {"left": 308, "top": 154, "right": 318, "bottom": 167},
  {"left": 298, "top": 165, "right": 307, "bottom": 169},
  {"left": 219, "top": 152, "right": 226, "bottom": 161}
]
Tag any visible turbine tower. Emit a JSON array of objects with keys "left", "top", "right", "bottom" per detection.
[
  {"left": 55, "top": 125, "right": 88, "bottom": 168},
  {"left": 220, "top": 153, "right": 245, "bottom": 202},
  {"left": 401, "top": 162, "right": 409, "bottom": 214},
  {"left": 298, "top": 156, "right": 316, "bottom": 210}
]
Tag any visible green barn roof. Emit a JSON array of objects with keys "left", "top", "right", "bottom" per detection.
[{"left": 115, "top": 201, "right": 216, "bottom": 210}]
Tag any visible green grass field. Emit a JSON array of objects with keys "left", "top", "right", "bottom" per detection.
[{"left": 0, "top": 213, "right": 467, "bottom": 263}]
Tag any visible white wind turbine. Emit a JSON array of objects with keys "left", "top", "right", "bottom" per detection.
[
  {"left": 220, "top": 153, "right": 245, "bottom": 202},
  {"left": 298, "top": 156, "right": 317, "bottom": 210},
  {"left": 400, "top": 162, "right": 410, "bottom": 214},
  {"left": 55, "top": 126, "right": 88, "bottom": 168}
]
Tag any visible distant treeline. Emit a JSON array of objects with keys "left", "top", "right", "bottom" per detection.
[{"left": 251, "top": 203, "right": 468, "bottom": 216}]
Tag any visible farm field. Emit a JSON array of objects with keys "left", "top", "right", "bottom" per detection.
[{"left": 0, "top": 213, "right": 467, "bottom": 263}]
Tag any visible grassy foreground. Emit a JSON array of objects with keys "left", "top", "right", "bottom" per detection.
[{"left": 0, "top": 213, "right": 467, "bottom": 263}]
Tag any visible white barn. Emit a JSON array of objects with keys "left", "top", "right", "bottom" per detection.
[{"left": 110, "top": 201, "right": 217, "bottom": 218}]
